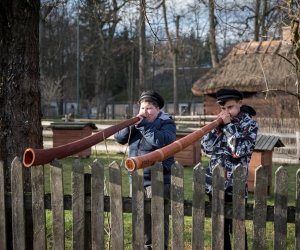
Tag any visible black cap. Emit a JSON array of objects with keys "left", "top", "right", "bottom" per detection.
[
  {"left": 138, "top": 90, "right": 164, "bottom": 109},
  {"left": 216, "top": 88, "right": 243, "bottom": 103}
]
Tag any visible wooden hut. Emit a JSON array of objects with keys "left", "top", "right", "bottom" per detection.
[
  {"left": 49, "top": 122, "right": 97, "bottom": 157},
  {"left": 191, "top": 27, "right": 298, "bottom": 118}
]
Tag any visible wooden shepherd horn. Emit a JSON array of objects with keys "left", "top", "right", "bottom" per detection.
[
  {"left": 23, "top": 117, "right": 140, "bottom": 167},
  {"left": 125, "top": 117, "right": 223, "bottom": 171}
]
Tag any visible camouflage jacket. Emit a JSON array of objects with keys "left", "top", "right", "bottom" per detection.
[{"left": 201, "top": 112, "right": 258, "bottom": 197}]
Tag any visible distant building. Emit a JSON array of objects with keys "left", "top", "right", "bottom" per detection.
[{"left": 191, "top": 27, "right": 298, "bottom": 118}]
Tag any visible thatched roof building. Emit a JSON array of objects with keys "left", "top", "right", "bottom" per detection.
[{"left": 191, "top": 27, "right": 298, "bottom": 118}]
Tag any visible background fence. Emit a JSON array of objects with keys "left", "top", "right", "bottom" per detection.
[
  {"left": 42, "top": 116, "right": 300, "bottom": 161},
  {"left": 174, "top": 116, "right": 300, "bottom": 160},
  {"left": 1, "top": 157, "right": 299, "bottom": 249}
]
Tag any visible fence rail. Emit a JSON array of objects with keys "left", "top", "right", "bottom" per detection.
[{"left": 1, "top": 157, "right": 300, "bottom": 249}]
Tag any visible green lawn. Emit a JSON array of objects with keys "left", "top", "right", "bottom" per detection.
[{"left": 44, "top": 152, "right": 300, "bottom": 249}]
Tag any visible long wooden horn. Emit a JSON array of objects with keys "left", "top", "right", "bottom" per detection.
[
  {"left": 23, "top": 117, "right": 140, "bottom": 167},
  {"left": 125, "top": 117, "right": 223, "bottom": 171}
]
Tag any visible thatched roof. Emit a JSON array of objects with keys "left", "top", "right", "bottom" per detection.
[{"left": 191, "top": 39, "right": 296, "bottom": 97}]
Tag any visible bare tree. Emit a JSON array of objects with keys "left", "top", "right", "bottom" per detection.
[
  {"left": 40, "top": 75, "right": 66, "bottom": 106},
  {"left": 162, "top": 0, "right": 180, "bottom": 114},
  {"left": 287, "top": 1, "right": 300, "bottom": 116},
  {"left": 260, "top": 2, "right": 300, "bottom": 117},
  {"left": 77, "top": 0, "right": 132, "bottom": 118},
  {"left": 139, "top": 0, "right": 146, "bottom": 93},
  {"left": 261, "top": 0, "right": 268, "bottom": 39},
  {"left": 254, "top": 0, "right": 261, "bottom": 41},
  {"left": 254, "top": 0, "right": 271, "bottom": 41},
  {"left": 40, "top": 1, "right": 69, "bottom": 116},
  {"left": 208, "top": 0, "right": 219, "bottom": 67}
]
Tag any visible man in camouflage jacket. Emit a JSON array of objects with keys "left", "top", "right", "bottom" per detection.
[{"left": 201, "top": 88, "right": 258, "bottom": 250}]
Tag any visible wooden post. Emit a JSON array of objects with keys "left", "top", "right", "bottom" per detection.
[
  {"left": 132, "top": 169, "right": 144, "bottom": 250},
  {"left": 151, "top": 162, "right": 164, "bottom": 249},
  {"left": 109, "top": 162, "right": 124, "bottom": 250},
  {"left": 0, "top": 161, "right": 6, "bottom": 250},
  {"left": 232, "top": 165, "right": 246, "bottom": 249},
  {"left": 211, "top": 165, "right": 224, "bottom": 250},
  {"left": 296, "top": 169, "right": 300, "bottom": 249},
  {"left": 274, "top": 166, "right": 288, "bottom": 249},
  {"left": 192, "top": 163, "right": 205, "bottom": 250},
  {"left": 84, "top": 173, "right": 92, "bottom": 249},
  {"left": 91, "top": 160, "right": 104, "bottom": 250},
  {"left": 50, "top": 159, "right": 65, "bottom": 249},
  {"left": 72, "top": 160, "right": 85, "bottom": 250},
  {"left": 171, "top": 163, "right": 184, "bottom": 250},
  {"left": 11, "top": 157, "right": 25, "bottom": 250},
  {"left": 296, "top": 131, "right": 300, "bottom": 159},
  {"left": 253, "top": 165, "right": 268, "bottom": 249},
  {"left": 31, "top": 164, "right": 46, "bottom": 250}
]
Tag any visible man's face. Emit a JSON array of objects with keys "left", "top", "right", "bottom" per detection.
[
  {"left": 139, "top": 101, "right": 160, "bottom": 122},
  {"left": 219, "top": 99, "right": 242, "bottom": 118}
]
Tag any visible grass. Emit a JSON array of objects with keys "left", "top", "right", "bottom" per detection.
[{"left": 43, "top": 152, "right": 300, "bottom": 249}]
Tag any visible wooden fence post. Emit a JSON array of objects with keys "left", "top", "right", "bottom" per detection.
[
  {"left": 253, "top": 165, "right": 268, "bottom": 249},
  {"left": 72, "top": 159, "right": 85, "bottom": 250},
  {"left": 31, "top": 164, "right": 46, "bottom": 250},
  {"left": 91, "top": 159, "right": 104, "bottom": 250},
  {"left": 132, "top": 168, "right": 144, "bottom": 250},
  {"left": 211, "top": 165, "right": 224, "bottom": 249},
  {"left": 151, "top": 162, "right": 164, "bottom": 249},
  {"left": 109, "top": 161, "right": 124, "bottom": 250},
  {"left": 232, "top": 165, "right": 246, "bottom": 249},
  {"left": 0, "top": 161, "right": 6, "bottom": 250},
  {"left": 11, "top": 157, "right": 25, "bottom": 250},
  {"left": 50, "top": 159, "right": 65, "bottom": 249},
  {"left": 84, "top": 173, "right": 92, "bottom": 249},
  {"left": 274, "top": 166, "right": 288, "bottom": 249},
  {"left": 171, "top": 162, "right": 184, "bottom": 250},
  {"left": 192, "top": 163, "right": 205, "bottom": 250},
  {"left": 296, "top": 169, "right": 300, "bottom": 249}
]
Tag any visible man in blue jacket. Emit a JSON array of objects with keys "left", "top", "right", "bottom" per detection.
[{"left": 114, "top": 90, "right": 176, "bottom": 250}]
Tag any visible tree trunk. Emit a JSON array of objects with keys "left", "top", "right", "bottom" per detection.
[
  {"left": 139, "top": 0, "right": 146, "bottom": 93},
  {"left": 172, "top": 16, "right": 180, "bottom": 115},
  {"left": 162, "top": 1, "right": 180, "bottom": 114},
  {"left": 0, "top": 0, "right": 43, "bottom": 191},
  {"left": 0, "top": 1, "right": 42, "bottom": 248},
  {"left": 291, "top": 20, "right": 300, "bottom": 117},
  {"left": 254, "top": 0, "right": 261, "bottom": 41},
  {"left": 261, "top": 0, "right": 268, "bottom": 40},
  {"left": 208, "top": 0, "right": 219, "bottom": 67}
]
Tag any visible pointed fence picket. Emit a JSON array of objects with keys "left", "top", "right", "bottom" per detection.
[{"left": 2, "top": 157, "right": 300, "bottom": 249}]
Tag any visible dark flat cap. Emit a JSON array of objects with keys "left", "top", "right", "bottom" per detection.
[
  {"left": 139, "top": 90, "right": 164, "bottom": 109},
  {"left": 216, "top": 88, "right": 243, "bottom": 103}
]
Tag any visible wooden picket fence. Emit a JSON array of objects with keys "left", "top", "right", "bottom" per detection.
[{"left": 0, "top": 157, "right": 300, "bottom": 249}]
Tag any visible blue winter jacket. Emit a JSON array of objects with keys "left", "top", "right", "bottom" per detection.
[{"left": 114, "top": 112, "right": 176, "bottom": 187}]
